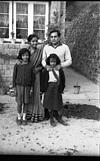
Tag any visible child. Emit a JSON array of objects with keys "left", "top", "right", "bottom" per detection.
[
  {"left": 13, "top": 48, "right": 35, "bottom": 125},
  {"left": 41, "top": 53, "right": 68, "bottom": 127}
]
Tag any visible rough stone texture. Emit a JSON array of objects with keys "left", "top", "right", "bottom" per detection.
[
  {"left": 0, "top": 43, "right": 29, "bottom": 90},
  {"left": 65, "top": 3, "right": 100, "bottom": 84}
]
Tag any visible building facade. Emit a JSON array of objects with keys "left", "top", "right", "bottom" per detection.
[
  {"left": 0, "top": 1, "right": 99, "bottom": 93},
  {"left": 0, "top": 1, "right": 66, "bottom": 92},
  {"left": 0, "top": 1, "right": 66, "bottom": 43}
]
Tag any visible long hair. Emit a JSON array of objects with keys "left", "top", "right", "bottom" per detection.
[
  {"left": 46, "top": 54, "right": 61, "bottom": 66},
  {"left": 17, "top": 48, "right": 31, "bottom": 62}
]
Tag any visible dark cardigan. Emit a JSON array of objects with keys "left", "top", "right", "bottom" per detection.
[
  {"left": 13, "top": 63, "right": 35, "bottom": 87},
  {"left": 40, "top": 68, "right": 65, "bottom": 93}
]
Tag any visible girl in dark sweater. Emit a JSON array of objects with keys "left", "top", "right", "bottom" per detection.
[
  {"left": 41, "top": 54, "right": 68, "bottom": 127},
  {"left": 13, "top": 48, "right": 35, "bottom": 125}
]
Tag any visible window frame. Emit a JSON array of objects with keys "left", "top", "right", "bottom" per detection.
[
  {"left": 0, "top": 1, "right": 12, "bottom": 41},
  {"left": 0, "top": 1, "right": 49, "bottom": 43},
  {"left": 13, "top": 1, "right": 49, "bottom": 42}
]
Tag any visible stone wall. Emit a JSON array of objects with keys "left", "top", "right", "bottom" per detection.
[
  {"left": 65, "top": 3, "right": 100, "bottom": 84},
  {"left": 0, "top": 43, "right": 29, "bottom": 91}
]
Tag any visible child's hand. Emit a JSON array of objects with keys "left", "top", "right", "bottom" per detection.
[
  {"left": 34, "top": 67, "right": 42, "bottom": 74},
  {"left": 30, "top": 88, "right": 33, "bottom": 94},
  {"left": 55, "top": 64, "right": 61, "bottom": 70},
  {"left": 13, "top": 87, "right": 16, "bottom": 95},
  {"left": 46, "top": 65, "right": 52, "bottom": 71}
]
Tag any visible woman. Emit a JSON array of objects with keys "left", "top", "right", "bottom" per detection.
[{"left": 26, "top": 34, "right": 44, "bottom": 122}]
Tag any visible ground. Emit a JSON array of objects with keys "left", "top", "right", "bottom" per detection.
[{"left": 0, "top": 95, "right": 100, "bottom": 156}]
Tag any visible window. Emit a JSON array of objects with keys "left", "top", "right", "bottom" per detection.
[
  {"left": 16, "top": 3, "right": 28, "bottom": 39},
  {"left": 0, "top": 1, "right": 49, "bottom": 42},
  {"left": 0, "top": 1, "right": 12, "bottom": 39},
  {"left": 14, "top": 1, "right": 49, "bottom": 42},
  {"left": 33, "top": 4, "right": 46, "bottom": 40}
]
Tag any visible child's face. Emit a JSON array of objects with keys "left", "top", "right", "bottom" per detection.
[
  {"left": 22, "top": 52, "right": 29, "bottom": 62},
  {"left": 30, "top": 37, "right": 38, "bottom": 49},
  {"left": 50, "top": 58, "right": 56, "bottom": 67}
]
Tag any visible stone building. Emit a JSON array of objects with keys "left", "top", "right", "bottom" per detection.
[
  {"left": 0, "top": 1, "right": 99, "bottom": 93},
  {"left": 0, "top": 1, "right": 67, "bottom": 92}
]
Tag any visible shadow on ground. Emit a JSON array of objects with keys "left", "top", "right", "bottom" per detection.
[
  {"left": 63, "top": 103, "right": 100, "bottom": 121},
  {"left": 0, "top": 103, "right": 9, "bottom": 114},
  {"left": 0, "top": 102, "right": 100, "bottom": 121}
]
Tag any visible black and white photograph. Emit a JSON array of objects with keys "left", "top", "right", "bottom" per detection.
[{"left": 0, "top": 0, "right": 100, "bottom": 157}]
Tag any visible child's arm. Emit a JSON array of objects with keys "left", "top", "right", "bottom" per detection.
[
  {"left": 45, "top": 65, "right": 52, "bottom": 71},
  {"left": 12, "top": 64, "right": 17, "bottom": 88}
]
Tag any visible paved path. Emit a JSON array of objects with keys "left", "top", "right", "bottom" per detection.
[{"left": 63, "top": 67, "right": 100, "bottom": 108}]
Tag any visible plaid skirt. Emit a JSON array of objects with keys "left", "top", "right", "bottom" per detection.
[{"left": 43, "top": 82, "right": 63, "bottom": 111}]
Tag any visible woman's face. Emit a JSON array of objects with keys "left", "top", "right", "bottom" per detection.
[{"left": 30, "top": 37, "right": 38, "bottom": 48}]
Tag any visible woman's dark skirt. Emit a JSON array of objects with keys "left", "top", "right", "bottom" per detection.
[{"left": 43, "top": 82, "right": 63, "bottom": 111}]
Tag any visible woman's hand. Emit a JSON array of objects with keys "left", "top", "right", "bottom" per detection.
[
  {"left": 30, "top": 87, "right": 33, "bottom": 94},
  {"left": 34, "top": 67, "right": 42, "bottom": 74},
  {"left": 16, "top": 59, "right": 22, "bottom": 65}
]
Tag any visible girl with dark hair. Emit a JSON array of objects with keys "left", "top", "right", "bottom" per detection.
[
  {"left": 41, "top": 54, "right": 68, "bottom": 127},
  {"left": 26, "top": 33, "right": 44, "bottom": 122},
  {"left": 13, "top": 48, "right": 35, "bottom": 125}
]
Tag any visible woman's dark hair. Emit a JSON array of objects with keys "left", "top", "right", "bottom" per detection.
[
  {"left": 48, "top": 29, "right": 61, "bottom": 37},
  {"left": 46, "top": 53, "right": 61, "bottom": 65},
  {"left": 17, "top": 48, "right": 31, "bottom": 62},
  {"left": 27, "top": 33, "right": 39, "bottom": 42}
]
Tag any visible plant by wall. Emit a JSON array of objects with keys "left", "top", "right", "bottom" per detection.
[{"left": 65, "top": 3, "right": 99, "bottom": 83}]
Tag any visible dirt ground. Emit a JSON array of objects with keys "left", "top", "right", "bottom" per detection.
[{"left": 0, "top": 95, "right": 100, "bottom": 156}]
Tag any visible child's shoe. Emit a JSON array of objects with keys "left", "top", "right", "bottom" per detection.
[
  {"left": 50, "top": 118, "right": 57, "bottom": 127},
  {"left": 22, "top": 119, "right": 27, "bottom": 125},
  {"left": 16, "top": 117, "right": 22, "bottom": 126}
]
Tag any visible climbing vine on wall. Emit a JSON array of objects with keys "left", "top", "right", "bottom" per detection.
[{"left": 65, "top": 3, "right": 99, "bottom": 83}]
